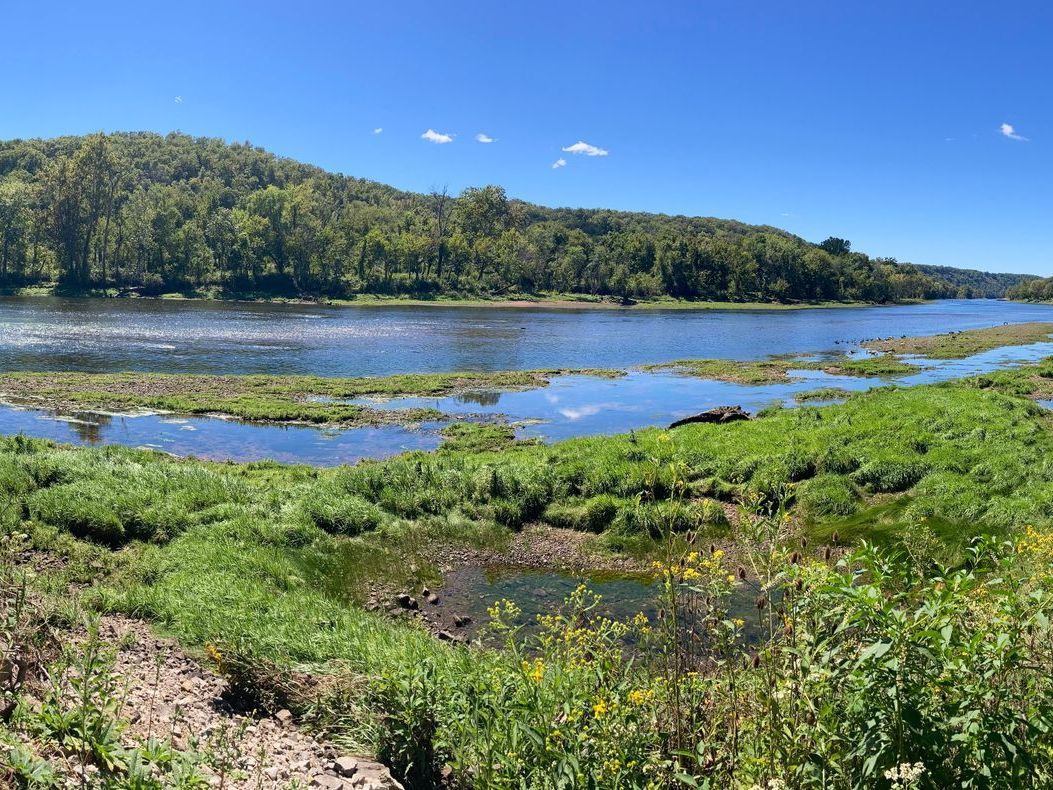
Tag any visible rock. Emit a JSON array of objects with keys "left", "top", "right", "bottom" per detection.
[
  {"left": 276, "top": 708, "right": 294, "bottom": 725},
  {"left": 453, "top": 614, "right": 471, "bottom": 628},
  {"left": 668, "top": 406, "right": 750, "bottom": 429},
  {"left": 333, "top": 756, "right": 359, "bottom": 777},
  {"left": 425, "top": 592, "right": 440, "bottom": 605},
  {"left": 311, "top": 774, "right": 346, "bottom": 789},
  {"left": 394, "top": 593, "right": 418, "bottom": 611},
  {"left": 349, "top": 760, "right": 404, "bottom": 790}
]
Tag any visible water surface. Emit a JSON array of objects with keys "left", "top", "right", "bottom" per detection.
[{"left": 4, "top": 296, "right": 1053, "bottom": 376}]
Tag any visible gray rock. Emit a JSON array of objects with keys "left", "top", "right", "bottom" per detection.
[{"left": 334, "top": 755, "right": 359, "bottom": 777}]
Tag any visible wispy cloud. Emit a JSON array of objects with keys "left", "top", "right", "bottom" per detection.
[
  {"left": 1000, "top": 122, "right": 1028, "bottom": 142},
  {"left": 174, "top": 96, "right": 183, "bottom": 104},
  {"left": 373, "top": 127, "right": 383, "bottom": 134},
  {"left": 421, "top": 128, "right": 454, "bottom": 144},
  {"left": 475, "top": 133, "right": 496, "bottom": 144},
  {"left": 562, "top": 140, "right": 608, "bottom": 157},
  {"left": 551, "top": 158, "right": 567, "bottom": 169}
]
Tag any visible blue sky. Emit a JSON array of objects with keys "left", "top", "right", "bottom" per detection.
[{"left": 2, "top": 1, "right": 1051, "bottom": 274}]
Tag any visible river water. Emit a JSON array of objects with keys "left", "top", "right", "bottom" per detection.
[
  {"left": 5, "top": 296, "right": 1053, "bottom": 376},
  {"left": 2, "top": 297, "right": 1053, "bottom": 464}
]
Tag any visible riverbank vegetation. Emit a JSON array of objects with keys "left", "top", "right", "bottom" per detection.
[
  {"left": 1007, "top": 276, "right": 1053, "bottom": 303},
  {"left": 0, "top": 132, "right": 1023, "bottom": 306},
  {"left": 0, "top": 368, "right": 618, "bottom": 428},
  {"left": 4, "top": 375, "right": 1053, "bottom": 784},
  {"left": 862, "top": 321, "right": 1053, "bottom": 359},
  {"left": 642, "top": 354, "right": 917, "bottom": 384}
]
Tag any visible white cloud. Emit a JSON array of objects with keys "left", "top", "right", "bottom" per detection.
[
  {"left": 373, "top": 127, "right": 383, "bottom": 134},
  {"left": 174, "top": 96, "right": 183, "bottom": 104},
  {"left": 475, "top": 133, "right": 496, "bottom": 144},
  {"left": 551, "top": 158, "right": 567, "bottom": 169},
  {"left": 1000, "top": 122, "right": 1028, "bottom": 142},
  {"left": 562, "top": 140, "right": 608, "bottom": 157},
  {"left": 421, "top": 128, "right": 454, "bottom": 144}
]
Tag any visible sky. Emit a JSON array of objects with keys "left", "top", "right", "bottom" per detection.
[{"left": 2, "top": 1, "right": 1051, "bottom": 274}]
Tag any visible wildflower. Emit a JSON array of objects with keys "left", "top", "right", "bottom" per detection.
[
  {"left": 593, "top": 699, "right": 608, "bottom": 718},
  {"left": 205, "top": 644, "right": 225, "bottom": 671},
  {"left": 734, "top": 618, "right": 745, "bottom": 628},
  {"left": 727, "top": 574, "right": 737, "bottom": 584},
  {"left": 884, "top": 762, "right": 926, "bottom": 790},
  {"left": 522, "top": 658, "right": 545, "bottom": 684},
  {"left": 628, "top": 689, "right": 651, "bottom": 705},
  {"left": 682, "top": 567, "right": 701, "bottom": 581}
]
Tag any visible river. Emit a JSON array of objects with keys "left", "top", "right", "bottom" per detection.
[{"left": 3, "top": 297, "right": 1053, "bottom": 464}]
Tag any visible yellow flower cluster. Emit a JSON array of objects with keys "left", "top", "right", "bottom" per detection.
[
  {"left": 628, "top": 688, "right": 654, "bottom": 706},
  {"left": 205, "top": 643, "right": 225, "bottom": 672},
  {"left": 1018, "top": 526, "right": 1053, "bottom": 559},
  {"left": 651, "top": 548, "right": 729, "bottom": 583},
  {"left": 522, "top": 658, "right": 545, "bottom": 684}
]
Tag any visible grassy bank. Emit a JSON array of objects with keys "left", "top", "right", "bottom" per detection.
[
  {"left": 0, "top": 283, "right": 903, "bottom": 312},
  {"left": 0, "top": 369, "right": 620, "bottom": 427},
  {"left": 863, "top": 320, "right": 1053, "bottom": 359},
  {"left": 6, "top": 378, "right": 1053, "bottom": 785},
  {"left": 642, "top": 353, "right": 918, "bottom": 384}
]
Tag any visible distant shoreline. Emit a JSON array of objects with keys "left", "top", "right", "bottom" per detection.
[{"left": 0, "top": 284, "right": 924, "bottom": 312}]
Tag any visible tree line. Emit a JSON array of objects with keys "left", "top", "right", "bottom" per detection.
[
  {"left": 0, "top": 132, "right": 1021, "bottom": 303},
  {"left": 1006, "top": 276, "right": 1053, "bottom": 302}
]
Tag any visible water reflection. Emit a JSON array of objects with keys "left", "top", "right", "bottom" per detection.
[
  {"left": 433, "top": 565, "right": 770, "bottom": 646},
  {"left": 2, "top": 337, "right": 1052, "bottom": 465}
]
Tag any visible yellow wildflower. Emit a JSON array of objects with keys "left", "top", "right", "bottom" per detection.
[{"left": 593, "top": 699, "right": 608, "bottom": 718}]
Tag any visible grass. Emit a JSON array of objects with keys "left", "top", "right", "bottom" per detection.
[
  {"left": 642, "top": 353, "right": 917, "bottom": 384},
  {"left": 0, "top": 369, "right": 621, "bottom": 427},
  {"left": 863, "top": 321, "right": 1053, "bottom": 359},
  {"left": 7, "top": 374, "right": 1053, "bottom": 785},
  {"left": 1, "top": 283, "right": 895, "bottom": 311},
  {"left": 793, "top": 387, "right": 856, "bottom": 403}
]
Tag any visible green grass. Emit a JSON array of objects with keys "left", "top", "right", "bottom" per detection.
[
  {"left": 793, "top": 387, "right": 857, "bottom": 403},
  {"left": 863, "top": 321, "right": 1053, "bottom": 359},
  {"left": 0, "top": 369, "right": 621, "bottom": 427},
  {"left": 8, "top": 376, "right": 1053, "bottom": 783},
  {"left": 641, "top": 353, "right": 917, "bottom": 384},
  {"left": 1, "top": 284, "right": 896, "bottom": 311}
]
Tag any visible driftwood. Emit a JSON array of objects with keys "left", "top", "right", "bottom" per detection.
[{"left": 668, "top": 405, "right": 750, "bottom": 429}]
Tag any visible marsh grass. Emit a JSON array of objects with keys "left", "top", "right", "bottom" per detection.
[
  {"left": 864, "top": 321, "right": 1053, "bottom": 359},
  {"left": 6, "top": 376, "right": 1053, "bottom": 784}
]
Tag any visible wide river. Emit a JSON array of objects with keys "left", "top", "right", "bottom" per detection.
[
  {"left": 3, "top": 296, "right": 1053, "bottom": 464},
  {"left": 5, "top": 296, "right": 1053, "bottom": 376}
]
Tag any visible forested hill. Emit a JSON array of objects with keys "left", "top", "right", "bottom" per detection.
[
  {"left": 0, "top": 132, "right": 1028, "bottom": 303},
  {"left": 913, "top": 264, "right": 1038, "bottom": 299},
  {"left": 1006, "top": 276, "right": 1053, "bottom": 302}
]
